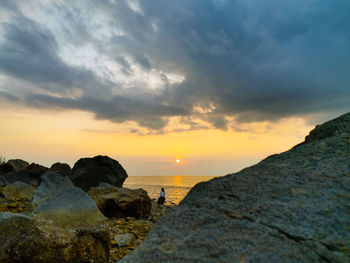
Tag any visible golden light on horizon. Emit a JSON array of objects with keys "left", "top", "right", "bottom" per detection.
[{"left": 0, "top": 103, "right": 314, "bottom": 175}]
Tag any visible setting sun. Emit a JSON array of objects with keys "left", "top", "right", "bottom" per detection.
[{"left": 176, "top": 159, "right": 181, "bottom": 163}]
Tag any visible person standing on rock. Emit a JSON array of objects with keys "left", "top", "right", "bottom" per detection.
[{"left": 158, "top": 188, "right": 165, "bottom": 204}]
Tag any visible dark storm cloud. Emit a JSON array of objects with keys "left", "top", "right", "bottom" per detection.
[
  {"left": 0, "top": 17, "right": 108, "bottom": 95},
  {"left": 0, "top": 0, "right": 349, "bottom": 130},
  {"left": 25, "top": 92, "right": 188, "bottom": 129}
]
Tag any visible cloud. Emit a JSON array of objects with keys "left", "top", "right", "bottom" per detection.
[{"left": 0, "top": 0, "right": 349, "bottom": 131}]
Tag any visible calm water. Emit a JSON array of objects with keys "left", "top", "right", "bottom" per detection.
[{"left": 124, "top": 176, "right": 216, "bottom": 204}]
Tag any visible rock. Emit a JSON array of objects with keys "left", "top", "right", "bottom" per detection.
[
  {"left": 49, "top": 162, "right": 72, "bottom": 176},
  {"left": 34, "top": 187, "right": 106, "bottom": 226},
  {"left": 0, "top": 211, "right": 110, "bottom": 263},
  {"left": 6, "top": 159, "right": 29, "bottom": 172},
  {"left": 149, "top": 201, "right": 175, "bottom": 222},
  {"left": 0, "top": 212, "right": 48, "bottom": 262},
  {"left": 31, "top": 171, "right": 74, "bottom": 208},
  {"left": 88, "top": 183, "right": 152, "bottom": 219},
  {"left": 25, "top": 163, "right": 48, "bottom": 180},
  {"left": 120, "top": 112, "right": 350, "bottom": 263},
  {"left": 70, "top": 155, "right": 128, "bottom": 191},
  {"left": 302, "top": 112, "right": 350, "bottom": 145},
  {"left": 0, "top": 171, "right": 39, "bottom": 186},
  {"left": 115, "top": 233, "right": 134, "bottom": 247},
  {"left": 0, "top": 159, "right": 29, "bottom": 175},
  {"left": 1, "top": 181, "right": 35, "bottom": 200},
  {"left": 0, "top": 163, "right": 14, "bottom": 175}
]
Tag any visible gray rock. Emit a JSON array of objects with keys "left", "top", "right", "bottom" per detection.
[
  {"left": 0, "top": 211, "right": 110, "bottom": 263},
  {"left": 0, "top": 211, "right": 30, "bottom": 222},
  {"left": 70, "top": 155, "right": 128, "bottom": 191},
  {"left": 0, "top": 170, "right": 38, "bottom": 185},
  {"left": 88, "top": 183, "right": 152, "bottom": 219},
  {"left": 49, "top": 162, "right": 72, "bottom": 176},
  {"left": 115, "top": 233, "right": 134, "bottom": 247},
  {"left": 31, "top": 171, "right": 73, "bottom": 208},
  {"left": 6, "top": 159, "right": 29, "bottom": 172},
  {"left": 34, "top": 187, "right": 106, "bottom": 226},
  {"left": 120, "top": 112, "right": 350, "bottom": 263},
  {"left": 1, "top": 181, "right": 35, "bottom": 200},
  {"left": 302, "top": 112, "right": 350, "bottom": 145}
]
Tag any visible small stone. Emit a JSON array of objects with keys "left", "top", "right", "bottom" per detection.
[{"left": 114, "top": 233, "right": 134, "bottom": 247}]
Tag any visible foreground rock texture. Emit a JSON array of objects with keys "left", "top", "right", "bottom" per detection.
[
  {"left": 88, "top": 183, "right": 152, "bottom": 219},
  {"left": 0, "top": 172, "right": 110, "bottom": 263},
  {"left": 121, "top": 113, "right": 350, "bottom": 263},
  {"left": 70, "top": 155, "right": 128, "bottom": 191},
  {"left": 0, "top": 212, "right": 110, "bottom": 263}
]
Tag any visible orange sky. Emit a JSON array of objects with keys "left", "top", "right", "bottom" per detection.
[{"left": 0, "top": 102, "right": 314, "bottom": 176}]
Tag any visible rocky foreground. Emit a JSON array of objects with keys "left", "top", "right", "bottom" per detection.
[
  {"left": 120, "top": 113, "right": 350, "bottom": 263},
  {"left": 1, "top": 113, "right": 349, "bottom": 263},
  {"left": 0, "top": 156, "right": 174, "bottom": 262}
]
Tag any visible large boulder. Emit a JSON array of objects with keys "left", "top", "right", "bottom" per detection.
[
  {"left": 0, "top": 171, "right": 39, "bottom": 186},
  {"left": 49, "top": 162, "right": 72, "bottom": 176},
  {"left": 26, "top": 163, "right": 48, "bottom": 180},
  {"left": 34, "top": 187, "right": 106, "bottom": 226},
  {"left": 120, "top": 112, "right": 350, "bottom": 263},
  {"left": 88, "top": 183, "right": 152, "bottom": 219},
  {"left": 0, "top": 159, "right": 29, "bottom": 175},
  {"left": 6, "top": 159, "right": 29, "bottom": 172},
  {"left": 0, "top": 213, "right": 48, "bottom": 262},
  {"left": 31, "top": 172, "right": 74, "bottom": 208},
  {"left": 0, "top": 186, "right": 111, "bottom": 262},
  {"left": 1, "top": 181, "right": 36, "bottom": 200},
  {"left": 0, "top": 163, "right": 14, "bottom": 175},
  {"left": 70, "top": 155, "right": 128, "bottom": 191},
  {"left": 1, "top": 208, "right": 110, "bottom": 263}
]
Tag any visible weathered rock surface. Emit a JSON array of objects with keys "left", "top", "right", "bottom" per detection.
[
  {"left": 0, "top": 159, "right": 29, "bottom": 175},
  {"left": 34, "top": 187, "right": 106, "bottom": 226},
  {"left": 0, "top": 170, "right": 38, "bottom": 186},
  {"left": 70, "top": 155, "right": 128, "bottom": 191},
  {"left": 0, "top": 212, "right": 48, "bottom": 262},
  {"left": 302, "top": 112, "right": 350, "bottom": 145},
  {"left": 0, "top": 211, "right": 110, "bottom": 263},
  {"left": 0, "top": 183, "right": 110, "bottom": 262},
  {"left": 120, "top": 113, "right": 350, "bottom": 263},
  {"left": 31, "top": 171, "right": 73, "bottom": 208},
  {"left": 1, "top": 181, "right": 35, "bottom": 200},
  {"left": 6, "top": 159, "right": 29, "bottom": 172},
  {"left": 88, "top": 183, "right": 152, "bottom": 219},
  {"left": 26, "top": 163, "right": 48, "bottom": 180},
  {"left": 49, "top": 162, "right": 72, "bottom": 176}
]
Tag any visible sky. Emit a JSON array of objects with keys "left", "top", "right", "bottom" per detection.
[{"left": 0, "top": 0, "right": 349, "bottom": 175}]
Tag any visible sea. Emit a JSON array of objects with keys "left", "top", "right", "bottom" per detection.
[{"left": 124, "top": 175, "right": 217, "bottom": 204}]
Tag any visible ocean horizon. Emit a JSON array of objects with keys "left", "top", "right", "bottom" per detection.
[{"left": 124, "top": 175, "right": 218, "bottom": 204}]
